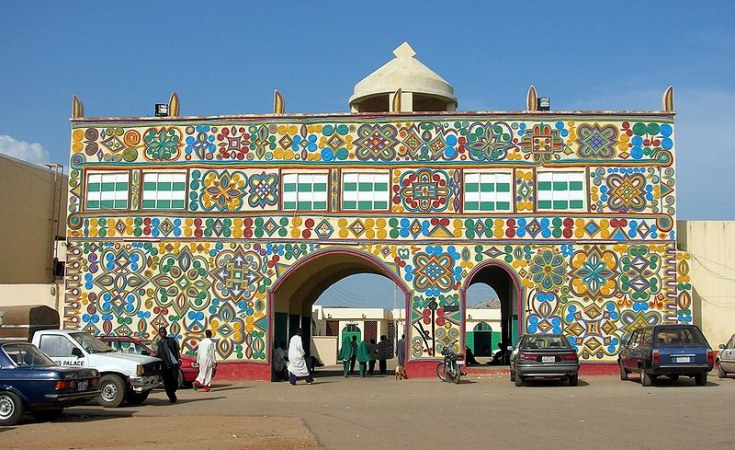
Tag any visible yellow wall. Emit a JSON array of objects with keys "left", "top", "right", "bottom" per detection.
[{"left": 677, "top": 220, "right": 735, "bottom": 346}]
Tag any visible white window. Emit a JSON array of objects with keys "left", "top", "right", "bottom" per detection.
[
  {"left": 282, "top": 173, "right": 328, "bottom": 211},
  {"left": 86, "top": 172, "right": 129, "bottom": 210},
  {"left": 141, "top": 172, "right": 187, "bottom": 210},
  {"left": 537, "top": 171, "right": 585, "bottom": 211},
  {"left": 463, "top": 172, "right": 512, "bottom": 212},
  {"left": 342, "top": 172, "right": 390, "bottom": 211}
]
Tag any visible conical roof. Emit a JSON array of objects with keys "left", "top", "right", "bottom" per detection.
[{"left": 349, "top": 42, "right": 457, "bottom": 109}]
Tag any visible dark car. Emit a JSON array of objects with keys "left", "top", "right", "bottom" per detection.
[
  {"left": 100, "top": 336, "right": 197, "bottom": 388},
  {"left": 618, "top": 324, "right": 714, "bottom": 386},
  {"left": 0, "top": 342, "right": 100, "bottom": 426},
  {"left": 509, "top": 334, "right": 580, "bottom": 386}
]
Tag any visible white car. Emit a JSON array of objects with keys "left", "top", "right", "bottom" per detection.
[{"left": 716, "top": 334, "right": 735, "bottom": 378}]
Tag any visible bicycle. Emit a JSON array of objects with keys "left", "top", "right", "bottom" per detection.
[{"left": 436, "top": 347, "right": 464, "bottom": 384}]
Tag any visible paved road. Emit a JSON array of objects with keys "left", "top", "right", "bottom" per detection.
[{"left": 3, "top": 368, "right": 734, "bottom": 449}]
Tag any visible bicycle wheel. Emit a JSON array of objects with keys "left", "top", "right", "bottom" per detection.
[{"left": 436, "top": 361, "right": 448, "bottom": 382}]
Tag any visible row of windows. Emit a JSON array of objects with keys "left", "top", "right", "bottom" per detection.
[{"left": 84, "top": 170, "right": 589, "bottom": 213}]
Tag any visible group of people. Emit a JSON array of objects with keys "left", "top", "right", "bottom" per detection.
[
  {"left": 155, "top": 326, "right": 218, "bottom": 403},
  {"left": 339, "top": 334, "right": 404, "bottom": 378}
]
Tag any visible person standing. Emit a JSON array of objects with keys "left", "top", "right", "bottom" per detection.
[
  {"left": 376, "top": 335, "right": 390, "bottom": 375},
  {"left": 287, "top": 328, "right": 314, "bottom": 385},
  {"left": 396, "top": 334, "right": 406, "bottom": 368},
  {"left": 367, "top": 338, "right": 377, "bottom": 375},
  {"left": 339, "top": 336, "right": 355, "bottom": 377},
  {"left": 272, "top": 341, "right": 288, "bottom": 381},
  {"left": 357, "top": 338, "right": 371, "bottom": 378},
  {"left": 194, "top": 329, "right": 217, "bottom": 392},
  {"left": 156, "top": 326, "right": 180, "bottom": 403},
  {"left": 349, "top": 335, "right": 358, "bottom": 374}
]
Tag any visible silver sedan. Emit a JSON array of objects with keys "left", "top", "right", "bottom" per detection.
[{"left": 717, "top": 334, "right": 735, "bottom": 378}]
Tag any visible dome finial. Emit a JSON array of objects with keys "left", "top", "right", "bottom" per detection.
[{"left": 393, "top": 42, "right": 416, "bottom": 59}]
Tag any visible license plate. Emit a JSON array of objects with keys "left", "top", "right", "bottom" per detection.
[
  {"left": 541, "top": 356, "right": 555, "bottom": 363},
  {"left": 675, "top": 356, "right": 691, "bottom": 363},
  {"left": 77, "top": 380, "right": 88, "bottom": 391},
  {"left": 457, "top": 360, "right": 465, "bottom": 365}
]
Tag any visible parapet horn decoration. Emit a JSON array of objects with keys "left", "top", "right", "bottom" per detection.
[
  {"left": 527, "top": 85, "right": 538, "bottom": 111},
  {"left": 168, "top": 92, "right": 180, "bottom": 117},
  {"left": 662, "top": 86, "right": 674, "bottom": 112},
  {"left": 274, "top": 90, "right": 285, "bottom": 114},
  {"left": 72, "top": 96, "right": 84, "bottom": 119}
]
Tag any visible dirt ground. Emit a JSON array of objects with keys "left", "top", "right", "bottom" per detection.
[
  {"left": 0, "top": 415, "right": 320, "bottom": 450},
  {"left": 2, "top": 366, "right": 735, "bottom": 450}
]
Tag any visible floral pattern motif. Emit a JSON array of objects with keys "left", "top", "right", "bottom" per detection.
[{"left": 529, "top": 248, "right": 567, "bottom": 291}]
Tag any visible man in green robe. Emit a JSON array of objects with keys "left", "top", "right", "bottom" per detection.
[
  {"left": 357, "top": 339, "right": 371, "bottom": 378},
  {"left": 339, "top": 337, "right": 355, "bottom": 377}
]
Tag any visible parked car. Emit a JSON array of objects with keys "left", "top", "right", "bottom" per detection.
[
  {"left": 618, "top": 324, "right": 714, "bottom": 386},
  {"left": 509, "top": 334, "right": 580, "bottom": 386},
  {"left": 99, "top": 336, "right": 197, "bottom": 388},
  {"left": 0, "top": 342, "right": 100, "bottom": 426},
  {"left": 33, "top": 330, "right": 162, "bottom": 407},
  {"left": 716, "top": 333, "right": 735, "bottom": 378}
]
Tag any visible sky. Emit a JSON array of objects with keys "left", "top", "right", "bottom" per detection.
[{"left": 1, "top": 1, "right": 733, "bottom": 307}]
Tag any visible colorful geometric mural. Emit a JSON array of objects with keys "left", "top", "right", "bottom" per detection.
[{"left": 66, "top": 114, "right": 686, "bottom": 372}]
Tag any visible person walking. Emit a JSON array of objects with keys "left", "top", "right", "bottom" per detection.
[
  {"left": 287, "top": 328, "right": 314, "bottom": 385},
  {"left": 339, "top": 336, "right": 355, "bottom": 377},
  {"left": 349, "top": 335, "right": 358, "bottom": 374},
  {"left": 193, "top": 329, "right": 217, "bottom": 392},
  {"left": 357, "top": 338, "right": 371, "bottom": 378},
  {"left": 367, "top": 338, "right": 377, "bottom": 375},
  {"left": 396, "top": 334, "right": 406, "bottom": 368},
  {"left": 155, "top": 326, "right": 180, "bottom": 403},
  {"left": 376, "top": 335, "right": 390, "bottom": 375}
]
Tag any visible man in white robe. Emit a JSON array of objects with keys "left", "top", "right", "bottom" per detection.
[
  {"left": 194, "top": 329, "right": 217, "bottom": 392},
  {"left": 287, "top": 328, "right": 314, "bottom": 385}
]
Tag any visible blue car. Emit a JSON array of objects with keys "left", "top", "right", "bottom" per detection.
[
  {"left": 0, "top": 342, "right": 101, "bottom": 426},
  {"left": 618, "top": 324, "right": 714, "bottom": 386}
]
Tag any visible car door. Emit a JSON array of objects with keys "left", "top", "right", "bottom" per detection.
[
  {"left": 621, "top": 330, "right": 638, "bottom": 371},
  {"left": 722, "top": 335, "right": 735, "bottom": 372}
]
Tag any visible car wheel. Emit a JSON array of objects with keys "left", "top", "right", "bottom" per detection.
[
  {"left": 717, "top": 361, "right": 727, "bottom": 379},
  {"left": 619, "top": 360, "right": 628, "bottom": 381},
  {"left": 32, "top": 408, "right": 64, "bottom": 422},
  {"left": 126, "top": 390, "right": 150, "bottom": 405},
  {"left": 695, "top": 372, "right": 708, "bottom": 386},
  {"left": 510, "top": 371, "right": 516, "bottom": 382},
  {"left": 514, "top": 373, "right": 523, "bottom": 387},
  {"left": 99, "top": 374, "right": 126, "bottom": 408},
  {"left": 640, "top": 370, "right": 652, "bottom": 387},
  {"left": 569, "top": 373, "right": 579, "bottom": 386},
  {"left": 0, "top": 391, "right": 24, "bottom": 426}
]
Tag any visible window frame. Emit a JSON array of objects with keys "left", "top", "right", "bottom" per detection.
[
  {"left": 341, "top": 171, "right": 391, "bottom": 212},
  {"left": 85, "top": 171, "right": 130, "bottom": 211},
  {"left": 463, "top": 170, "right": 514, "bottom": 213},
  {"left": 536, "top": 170, "right": 587, "bottom": 212},
  {"left": 140, "top": 171, "right": 188, "bottom": 211},
  {"left": 281, "top": 171, "right": 329, "bottom": 212}
]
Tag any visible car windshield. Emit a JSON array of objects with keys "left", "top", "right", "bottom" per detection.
[
  {"left": 2, "top": 343, "right": 56, "bottom": 367},
  {"left": 71, "top": 332, "right": 114, "bottom": 353},
  {"left": 655, "top": 328, "right": 706, "bottom": 347},
  {"left": 524, "top": 335, "right": 571, "bottom": 350}
]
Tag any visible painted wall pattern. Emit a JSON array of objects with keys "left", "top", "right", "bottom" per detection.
[{"left": 66, "top": 114, "right": 687, "bottom": 368}]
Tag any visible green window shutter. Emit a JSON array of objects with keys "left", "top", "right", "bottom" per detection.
[
  {"left": 480, "top": 202, "right": 494, "bottom": 212},
  {"left": 173, "top": 182, "right": 186, "bottom": 191},
  {"left": 101, "top": 183, "right": 115, "bottom": 192},
  {"left": 374, "top": 182, "right": 388, "bottom": 192},
  {"left": 284, "top": 183, "right": 297, "bottom": 193},
  {"left": 343, "top": 200, "right": 356, "bottom": 209},
  {"left": 569, "top": 181, "right": 583, "bottom": 191},
  {"left": 496, "top": 201, "right": 510, "bottom": 210},
  {"left": 358, "top": 201, "right": 371, "bottom": 210},
  {"left": 344, "top": 182, "right": 357, "bottom": 191},
  {"left": 283, "top": 201, "right": 297, "bottom": 210},
  {"left": 358, "top": 182, "right": 372, "bottom": 191},
  {"left": 480, "top": 183, "right": 495, "bottom": 193},
  {"left": 553, "top": 200, "right": 568, "bottom": 210},
  {"left": 313, "top": 201, "right": 327, "bottom": 210},
  {"left": 158, "top": 200, "right": 171, "bottom": 209},
  {"left": 100, "top": 200, "right": 114, "bottom": 209},
  {"left": 313, "top": 183, "right": 327, "bottom": 192},
  {"left": 298, "top": 183, "right": 312, "bottom": 192},
  {"left": 570, "top": 200, "right": 584, "bottom": 209},
  {"left": 497, "top": 183, "right": 510, "bottom": 193},
  {"left": 297, "top": 201, "right": 311, "bottom": 210},
  {"left": 465, "top": 201, "right": 479, "bottom": 211},
  {"left": 142, "top": 200, "right": 156, "bottom": 209},
  {"left": 466, "top": 183, "right": 479, "bottom": 193},
  {"left": 538, "top": 200, "right": 552, "bottom": 209},
  {"left": 86, "top": 200, "right": 99, "bottom": 209},
  {"left": 553, "top": 181, "right": 567, "bottom": 191},
  {"left": 537, "top": 181, "right": 552, "bottom": 191},
  {"left": 87, "top": 183, "right": 101, "bottom": 192},
  {"left": 143, "top": 182, "right": 157, "bottom": 191},
  {"left": 172, "top": 200, "right": 185, "bottom": 209},
  {"left": 374, "top": 201, "right": 388, "bottom": 210}
]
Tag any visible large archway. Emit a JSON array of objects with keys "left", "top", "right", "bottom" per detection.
[
  {"left": 463, "top": 262, "right": 522, "bottom": 364},
  {"left": 268, "top": 249, "right": 411, "bottom": 381}
]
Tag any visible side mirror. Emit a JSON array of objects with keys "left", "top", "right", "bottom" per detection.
[
  {"left": 507, "top": 346, "right": 513, "bottom": 351},
  {"left": 71, "top": 347, "right": 83, "bottom": 358},
  {"left": 719, "top": 344, "right": 726, "bottom": 350}
]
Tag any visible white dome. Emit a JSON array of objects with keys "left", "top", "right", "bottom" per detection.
[{"left": 349, "top": 42, "right": 457, "bottom": 110}]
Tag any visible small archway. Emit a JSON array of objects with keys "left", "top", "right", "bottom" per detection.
[
  {"left": 463, "top": 262, "right": 522, "bottom": 363},
  {"left": 268, "top": 249, "right": 411, "bottom": 381},
  {"left": 470, "top": 322, "right": 494, "bottom": 357}
]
